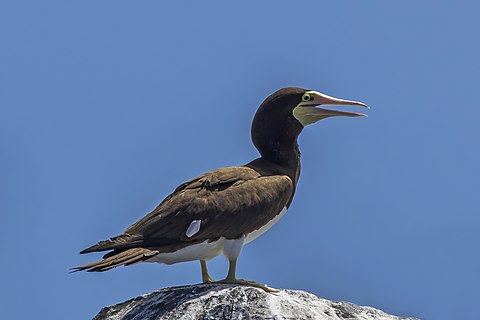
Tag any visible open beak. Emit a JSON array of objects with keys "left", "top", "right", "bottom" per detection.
[{"left": 293, "top": 91, "right": 369, "bottom": 126}]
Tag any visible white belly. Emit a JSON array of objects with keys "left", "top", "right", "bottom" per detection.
[
  {"left": 146, "top": 206, "right": 287, "bottom": 264},
  {"left": 245, "top": 207, "right": 287, "bottom": 244},
  {"left": 146, "top": 239, "right": 224, "bottom": 265}
]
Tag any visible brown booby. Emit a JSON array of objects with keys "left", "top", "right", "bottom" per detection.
[{"left": 73, "top": 87, "right": 368, "bottom": 292}]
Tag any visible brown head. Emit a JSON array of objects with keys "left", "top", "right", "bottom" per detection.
[{"left": 251, "top": 87, "right": 368, "bottom": 165}]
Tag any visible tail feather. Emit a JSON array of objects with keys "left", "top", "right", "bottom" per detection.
[
  {"left": 71, "top": 247, "right": 159, "bottom": 272},
  {"left": 79, "top": 234, "right": 143, "bottom": 254}
]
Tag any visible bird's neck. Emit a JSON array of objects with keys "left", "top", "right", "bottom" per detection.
[
  {"left": 250, "top": 107, "right": 304, "bottom": 182},
  {"left": 262, "top": 140, "right": 301, "bottom": 169},
  {"left": 248, "top": 140, "right": 302, "bottom": 184}
]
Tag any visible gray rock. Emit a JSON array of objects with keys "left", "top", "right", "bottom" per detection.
[{"left": 94, "top": 284, "right": 416, "bottom": 320}]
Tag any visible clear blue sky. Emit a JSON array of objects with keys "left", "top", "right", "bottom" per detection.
[{"left": 1, "top": 1, "right": 479, "bottom": 319}]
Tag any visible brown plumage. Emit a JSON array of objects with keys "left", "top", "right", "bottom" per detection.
[
  {"left": 73, "top": 87, "right": 367, "bottom": 290},
  {"left": 73, "top": 165, "right": 293, "bottom": 272}
]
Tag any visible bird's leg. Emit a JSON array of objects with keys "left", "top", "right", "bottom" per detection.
[
  {"left": 216, "top": 258, "right": 278, "bottom": 293},
  {"left": 200, "top": 260, "right": 214, "bottom": 283},
  {"left": 225, "top": 257, "right": 237, "bottom": 281}
]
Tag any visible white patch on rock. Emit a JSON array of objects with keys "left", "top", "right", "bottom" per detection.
[{"left": 94, "top": 285, "right": 417, "bottom": 320}]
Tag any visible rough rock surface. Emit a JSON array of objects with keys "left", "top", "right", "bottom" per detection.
[{"left": 94, "top": 284, "right": 416, "bottom": 320}]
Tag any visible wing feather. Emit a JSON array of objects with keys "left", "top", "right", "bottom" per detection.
[
  {"left": 80, "top": 166, "right": 293, "bottom": 255},
  {"left": 127, "top": 167, "right": 293, "bottom": 244}
]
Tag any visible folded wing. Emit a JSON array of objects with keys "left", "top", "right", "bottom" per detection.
[{"left": 74, "top": 166, "right": 293, "bottom": 271}]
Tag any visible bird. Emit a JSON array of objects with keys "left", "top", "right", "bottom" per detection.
[{"left": 72, "top": 87, "right": 368, "bottom": 292}]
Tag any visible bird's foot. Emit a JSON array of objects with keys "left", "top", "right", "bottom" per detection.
[
  {"left": 214, "top": 277, "right": 279, "bottom": 293},
  {"left": 202, "top": 274, "right": 215, "bottom": 284}
]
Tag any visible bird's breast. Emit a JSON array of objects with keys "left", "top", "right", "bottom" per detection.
[{"left": 244, "top": 206, "right": 288, "bottom": 244}]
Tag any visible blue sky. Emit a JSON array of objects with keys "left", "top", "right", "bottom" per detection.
[{"left": 1, "top": 1, "right": 479, "bottom": 319}]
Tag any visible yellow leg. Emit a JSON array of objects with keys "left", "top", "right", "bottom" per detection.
[
  {"left": 215, "top": 258, "right": 278, "bottom": 293},
  {"left": 200, "top": 260, "right": 214, "bottom": 283},
  {"left": 225, "top": 258, "right": 237, "bottom": 281}
]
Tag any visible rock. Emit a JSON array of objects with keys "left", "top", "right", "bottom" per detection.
[{"left": 94, "top": 284, "right": 416, "bottom": 320}]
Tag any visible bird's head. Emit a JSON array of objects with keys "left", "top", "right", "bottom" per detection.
[{"left": 251, "top": 87, "right": 368, "bottom": 164}]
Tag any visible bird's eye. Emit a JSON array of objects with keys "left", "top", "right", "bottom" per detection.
[{"left": 302, "top": 94, "right": 311, "bottom": 102}]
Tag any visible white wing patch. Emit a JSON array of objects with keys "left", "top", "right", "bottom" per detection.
[{"left": 186, "top": 219, "right": 202, "bottom": 238}]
